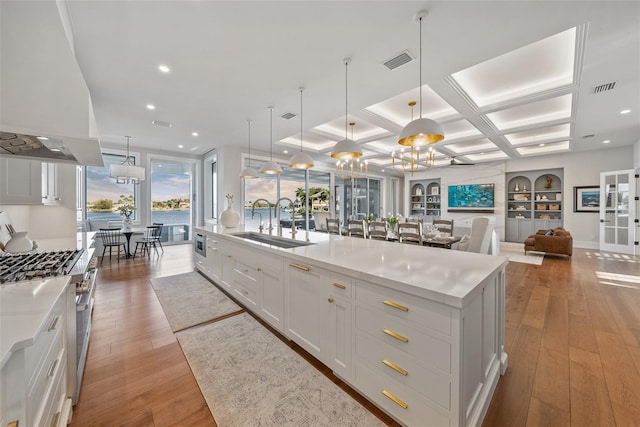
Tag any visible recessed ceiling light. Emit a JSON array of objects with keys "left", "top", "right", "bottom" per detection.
[
  {"left": 191, "top": 132, "right": 198, "bottom": 137},
  {"left": 603, "top": 140, "right": 611, "bottom": 144},
  {"left": 158, "top": 65, "right": 170, "bottom": 73},
  {"left": 283, "top": 150, "right": 288, "bottom": 154},
  {"left": 539, "top": 143, "right": 545, "bottom": 146},
  {"left": 620, "top": 109, "right": 631, "bottom": 114},
  {"left": 158, "top": 164, "right": 163, "bottom": 167},
  {"left": 381, "top": 169, "right": 385, "bottom": 172},
  {"left": 146, "top": 104, "right": 155, "bottom": 110},
  {"left": 178, "top": 144, "right": 184, "bottom": 148},
  {"left": 36, "top": 136, "right": 48, "bottom": 141},
  {"left": 50, "top": 148, "right": 61, "bottom": 152}
]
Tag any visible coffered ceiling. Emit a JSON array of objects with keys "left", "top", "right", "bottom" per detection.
[{"left": 18, "top": 1, "right": 640, "bottom": 170}]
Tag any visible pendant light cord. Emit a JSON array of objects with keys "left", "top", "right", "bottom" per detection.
[
  {"left": 345, "top": 60, "right": 348, "bottom": 139},
  {"left": 300, "top": 88, "right": 303, "bottom": 152},
  {"left": 270, "top": 107, "right": 274, "bottom": 159},
  {"left": 247, "top": 120, "right": 251, "bottom": 161},
  {"left": 419, "top": 16, "right": 423, "bottom": 119}
]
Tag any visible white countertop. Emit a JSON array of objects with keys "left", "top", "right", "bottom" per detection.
[
  {"left": 0, "top": 276, "right": 70, "bottom": 368},
  {"left": 195, "top": 225, "right": 508, "bottom": 308}
]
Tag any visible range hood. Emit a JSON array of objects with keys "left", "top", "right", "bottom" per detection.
[{"left": 0, "top": 131, "right": 104, "bottom": 166}]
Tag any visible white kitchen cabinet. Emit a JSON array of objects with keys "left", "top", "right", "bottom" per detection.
[
  {"left": 326, "top": 272, "right": 353, "bottom": 381},
  {"left": 1, "top": 281, "right": 72, "bottom": 427},
  {"left": 0, "top": 157, "right": 42, "bottom": 205},
  {"left": 284, "top": 261, "right": 329, "bottom": 363},
  {"left": 205, "top": 237, "right": 223, "bottom": 282},
  {"left": 41, "top": 162, "right": 62, "bottom": 205},
  {"left": 258, "top": 256, "right": 284, "bottom": 332}
]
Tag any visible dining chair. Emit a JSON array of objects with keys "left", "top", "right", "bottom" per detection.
[
  {"left": 152, "top": 222, "right": 164, "bottom": 252},
  {"left": 133, "top": 225, "right": 161, "bottom": 258},
  {"left": 368, "top": 220, "right": 388, "bottom": 240},
  {"left": 326, "top": 218, "right": 342, "bottom": 235},
  {"left": 457, "top": 217, "right": 494, "bottom": 254},
  {"left": 433, "top": 219, "right": 454, "bottom": 236},
  {"left": 347, "top": 219, "right": 367, "bottom": 238},
  {"left": 98, "top": 228, "right": 127, "bottom": 264},
  {"left": 398, "top": 222, "right": 423, "bottom": 245}
]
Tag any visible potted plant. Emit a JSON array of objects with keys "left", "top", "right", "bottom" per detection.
[
  {"left": 385, "top": 213, "right": 402, "bottom": 235},
  {"left": 117, "top": 195, "right": 136, "bottom": 230}
]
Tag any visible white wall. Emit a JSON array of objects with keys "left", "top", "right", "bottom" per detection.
[
  {"left": 404, "top": 162, "right": 506, "bottom": 238},
  {"left": 506, "top": 146, "right": 633, "bottom": 248}
]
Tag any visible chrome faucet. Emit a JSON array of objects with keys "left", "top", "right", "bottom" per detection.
[
  {"left": 252, "top": 211, "right": 263, "bottom": 233},
  {"left": 252, "top": 199, "right": 272, "bottom": 234},
  {"left": 274, "top": 197, "right": 296, "bottom": 238}
]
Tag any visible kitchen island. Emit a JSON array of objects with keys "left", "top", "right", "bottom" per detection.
[{"left": 194, "top": 225, "right": 508, "bottom": 427}]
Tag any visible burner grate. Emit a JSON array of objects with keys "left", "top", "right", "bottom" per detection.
[{"left": 0, "top": 249, "right": 84, "bottom": 283}]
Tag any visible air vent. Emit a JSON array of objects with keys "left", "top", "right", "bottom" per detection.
[
  {"left": 582, "top": 134, "right": 595, "bottom": 139},
  {"left": 152, "top": 120, "right": 173, "bottom": 128},
  {"left": 383, "top": 50, "right": 413, "bottom": 70},
  {"left": 281, "top": 113, "right": 296, "bottom": 120},
  {"left": 593, "top": 82, "right": 616, "bottom": 93}
]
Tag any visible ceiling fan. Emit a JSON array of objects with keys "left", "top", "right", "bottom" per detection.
[{"left": 448, "top": 156, "right": 475, "bottom": 166}]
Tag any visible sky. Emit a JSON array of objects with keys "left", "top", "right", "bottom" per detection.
[{"left": 86, "top": 166, "right": 190, "bottom": 203}]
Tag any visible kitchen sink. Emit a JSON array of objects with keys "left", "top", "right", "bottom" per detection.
[{"left": 231, "top": 232, "right": 315, "bottom": 249}]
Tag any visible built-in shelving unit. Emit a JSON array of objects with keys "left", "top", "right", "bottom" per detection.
[
  {"left": 409, "top": 179, "right": 440, "bottom": 219},
  {"left": 505, "top": 169, "right": 563, "bottom": 242}
]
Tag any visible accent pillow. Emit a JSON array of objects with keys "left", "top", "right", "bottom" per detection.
[{"left": 545, "top": 229, "right": 554, "bottom": 236}]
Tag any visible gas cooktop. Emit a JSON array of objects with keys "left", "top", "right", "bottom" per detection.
[{"left": 0, "top": 249, "right": 84, "bottom": 283}]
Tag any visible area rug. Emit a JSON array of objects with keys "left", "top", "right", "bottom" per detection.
[
  {"left": 150, "top": 271, "right": 242, "bottom": 332},
  {"left": 499, "top": 242, "right": 544, "bottom": 265},
  {"left": 177, "top": 312, "right": 386, "bottom": 427}
]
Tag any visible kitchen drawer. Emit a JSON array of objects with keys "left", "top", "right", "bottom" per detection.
[
  {"left": 28, "top": 334, "right": 64, "bottom": 424},
  {"left": 37, "top": 359, "right": 67, "bottom": 427},
  {"left": 234, "top": 259, "right": 260, "bottom": 283},
  {"left": 26, "top": 293, "right": 65, "bottom": 388},
  {"left": 356, "top": 281, "right": 452, "bottom": 336},
  {"left": 355, "top": 331, "right": 451, "bottom": 410},
  {"left": 27, "top": 326, "right": 64, "bottom": 410},
  {"left": 233, "top": 270, "right": 258, "bottom": 309},
  {"left": 355, "top": 362, "right": 450, "bottom": 427},
  {"left": 324, "top": 271, "right": 353, "bottom": 299},
  {"left": 355, "top": 304, "right": 451, "bottom": 374}
]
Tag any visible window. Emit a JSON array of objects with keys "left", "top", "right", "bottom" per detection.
[
  {"left": 85, "top": 153, "right": 136, "bottom": 221},
  {"left": 211, "top": 160, "right": 217, "bottom": 219},
  {"left": 334, "top": 177, "right": 382, "bottom": 224},
  {"left": 244, "top": 159, "right": 278, "bottom": 229},
  {"left": 150, "top": 159, "right": 193, "bottom": 241}
]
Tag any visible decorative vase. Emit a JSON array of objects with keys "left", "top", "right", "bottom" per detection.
[
  {"left": 4, "top": 231, "right": 34, "bottom": 253},
  {"left": 122, "top": 217, "right": 132, "bottom": 231},
  {"left": 514, "top": 182, "right": 520, "bottom": 192},
  {"left": 220, "top": 200, "right": 240, "bottom": 228}
]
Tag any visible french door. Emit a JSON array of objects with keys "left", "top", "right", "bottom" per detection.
[{"left": 599, "top": 169, "right": 636, "bottom": 254}]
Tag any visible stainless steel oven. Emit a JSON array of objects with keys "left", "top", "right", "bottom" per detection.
[{"left": 195, "top": 232, "right": 206, "bottom": 257}]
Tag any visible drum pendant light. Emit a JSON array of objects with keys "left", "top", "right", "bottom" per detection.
[
  {"left": 110, "top": 136, "right": 145, "bottom": 184},
  {"left": 331, "top": 58, "right": 363, "bottom": 160},
  {"left": 398, "top": 10, "right": 444, "bottom": 147},
  {"left": 260, "top": 107, "right": 283, "bottom": 175},
  {"left": 289, "top": 87, "right": 314, "bottom": 169},
  {"left": 240, "top": 120, "right": 258, "bottom": 178}
]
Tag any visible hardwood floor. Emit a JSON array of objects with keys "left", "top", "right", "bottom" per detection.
[{"left": 69, "top": 244, "right": 640, "bottom": 426}]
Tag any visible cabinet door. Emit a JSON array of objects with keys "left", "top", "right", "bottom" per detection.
[
  {"left": 260, "top": 264, "right": 284, "bottom": 333},
  {"left": 220, "top": 251, "right": 234, "bottom": 290},
  {"left": 518, "top": 220, "right": 533, "bottom": 242},
  {"left": 41, "top": 162, "right": 61, "bottom": 205},
  {"left": 505, "top": 219, "right": 519, "bottom": 242},
  {"left": 285, "top": 262, "right": 328, "bottom": 362},
  {"left": 328, "top": 296, "right": 352, "bottom": 380},
  {"left": 0, "top": 157, "right": 42, "bottom": 204},
  {"left": 206, "top": 239, "right": 222, "bottom": 282}
]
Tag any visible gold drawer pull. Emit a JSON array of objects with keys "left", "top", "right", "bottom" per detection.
[
  {"left": 328, "top": 298, "right": 334, "bottom": 303},
  {"left": 382, "top": 390, "right": 408, "bottom": 409},
  {"left": 51, "top": 411, "right": 60, "bottom": 427},
  {"left": 382, "top": 359, "right": 408, "bottom": 376},
  {"left": 8, "top": 420, "right": 19, "bottom": 427},
  {"left": 47, "top": 358, "right": 59, "bottom": 378},
  {"left": 383, "top": 300, "right": 408, "bottom": 312},
  {"left": 47, "top": 316, "right": 59, "bottom": 332},
  {"left": 383, "top": 328, "right": 408, "bottom": 343},
  {"left": 289, "top": 263, "right": 310, "bottom": 272},
  {"left": 332, "top": 282, "right": 346, "bottom": 289},
  {"left": 257, "top": 268, "right": 262, "bottom": 272}
]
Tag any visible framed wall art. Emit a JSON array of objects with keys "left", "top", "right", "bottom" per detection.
[{"left": 574, "top": 186, "right": 600, "bottom": 212}]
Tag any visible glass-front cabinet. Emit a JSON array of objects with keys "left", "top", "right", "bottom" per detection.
[{"left": 335, "top": 177, "right": 382, "bottom": 225}]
